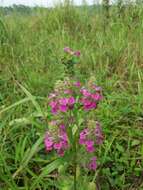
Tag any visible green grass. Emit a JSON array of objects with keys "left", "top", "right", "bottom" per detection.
[{"left": 0, "top": 2, "right": 143, "bottom": 189}]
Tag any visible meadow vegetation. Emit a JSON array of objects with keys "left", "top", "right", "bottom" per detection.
[{"left": 0, "top": 1, "right": 143, "bottom": 189}]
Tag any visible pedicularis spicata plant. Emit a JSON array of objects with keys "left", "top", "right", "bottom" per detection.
[{"left": 44, "top": 48, "right": 104, "bottom": 190}]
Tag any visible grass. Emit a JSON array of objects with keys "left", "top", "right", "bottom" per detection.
[{"left": 0, "top": 2, "right": 143, "bottom": 189}]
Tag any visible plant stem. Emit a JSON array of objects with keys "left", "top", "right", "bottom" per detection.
[{"left": 73, "top": 138, "right": 77, "bottom": 190}]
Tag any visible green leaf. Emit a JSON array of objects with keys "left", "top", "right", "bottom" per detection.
[
  {"left": 72, "top": 57, "right": 79, "bottom": 64},
  {"left": 0, "top": 98, "right": 30, "bottom": 115},
  {"left": 131, "top": 140, "right": 140, "bottom": 147},
  {"left": 31, "top": 158, "right": 63, "bottom": 189},
  {"left": 116, "top": 144, "right": 124, "bottom": 152},
  {"left": 88, "top": 182, "right": 96, "bottom": 190},
  {"left": 12, "top": 135, "right": 44, "bottom": 178},
  {"left": 72, "top": 124, "right": 78, "bottom": 135},
  {"left": 17, "top": 82, "right": 43, "bottom": 115}
]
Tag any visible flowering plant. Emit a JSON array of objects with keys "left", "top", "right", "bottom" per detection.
[{"left": 44, "top": 76, "right": 104, "bottom": 190}]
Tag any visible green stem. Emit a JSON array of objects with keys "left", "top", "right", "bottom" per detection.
[{"left": 73, "top": 137, "right": 77, "bottom": 190}]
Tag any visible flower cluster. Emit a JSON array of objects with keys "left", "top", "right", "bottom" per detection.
[
  {"left": 64, "top": 47, "right": 80, "bottom": 57},
  {"left": 48, "top": 78, "right": 102, "bottom": 115},
  {"left": 80, "top": 86, "right": 102, "bottom": 111},
  {"left": 49, "top": 97, "right": 75, "bottom": 114},
  {"left": 79, "top": 122, "right": 104, "bottom": 170},
  {"left": 88, "top": 157, "right": 97, "bottom": 170},
  {"left": 45, "top": 78, "right": 103, "bottom": 171},
  {"left": 44, "top": 124, "right": 68, "bottom": 156}
]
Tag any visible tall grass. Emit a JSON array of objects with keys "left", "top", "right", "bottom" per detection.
[{"left": 0, "top": 2, "right": 143, "bottom": 189}]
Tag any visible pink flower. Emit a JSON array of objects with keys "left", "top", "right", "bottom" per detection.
[
  {"left": 88, "top": 157, "right": 97, "bottom": 170},
  {"left": 61, "top": 139, "right": 68, "bottom": 149},
  {"left": 49, "top": 101, "right": 57, "bottom": 108},
  {"left": 68, "top": 97, "right": 75, "bottom": 105},
  {"left": 64, "top": 47, "right": 74, "bottom": 55},
  {"left": 86, "top": 145, "right": 95, "bottom": 153},
  {"left": 79, "top": 138, "right": 85, "bottom": 145},
  {"left": 59, "top": 105, "right": 68, "bottom": 112},
  {"left": 60, "top": 124, "right": 66, "bottom": 131},
  {"left": 80, "top": 88, "right": 91, "bottom": 97},
  {"left": 60, "top": 132, "right": 68, "bottom": 141},
  {"left": 49, "top": 101, "right": 58, "bottom": 114},
  {"left": 80, "top": 128, "right": 88, "bottom": 137},
  {"left": 44, "top": 135, "right": 54, "bottom": 151},
  {"left": 91, "top": 93, "right": 102, "bottom": 101},
  {"left": 85, "top": 102, "right": 96, "bottom": 110},
  {"left": 85, "top": 140, "right": 95, "bottom": 152},
  {"left": 81, "top": 98, "right": 97, "bottom": 111},
  {"left": 64, "top": 89, "right": 72, "bottom": 94},
  {"left": 95, "top": 122, "right": 104, "bottom": 145},
  {"left": 58, "top": 98, "right": 69, "bottom": 112},
  {"left": 79, "top": 128, "right": 88, "bottom": 144},
  {"left": 74, "top": 81, "right": 81, "bottom": 87},
  {"left": 54, "top": 142, "right": 62, "bottom": 150},
  {"left": 59, "top": 98, "right": 68, "bottom": 106},
  {"left": 64, "top": 47, "right": 71, "bottom": 53},
  {"left": 57, "top": 149, "right": 64, "bottom": 157},
  {"left": 74, "top": 51, "right": 81, "bottom": 57},
  {"left": 92, "top": 85, "right": 102, "bottom": 92}
]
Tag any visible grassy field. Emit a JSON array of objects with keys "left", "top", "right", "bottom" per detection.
[{"left": 0, "top": 2, "right": 143, "bottom": 190}]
